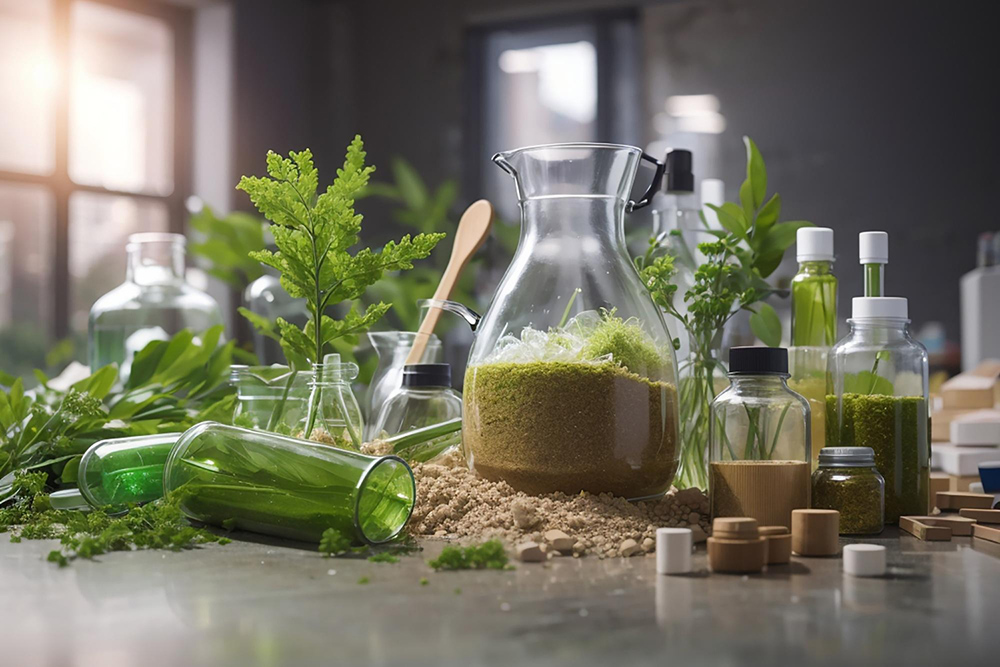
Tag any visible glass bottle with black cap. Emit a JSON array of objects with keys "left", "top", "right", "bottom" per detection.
[
  {"left": 371, "top": 364, "right": 463, "bottom": 439},
  {"left": 709, "top": 347, "right": 812, "bottom": 526}
]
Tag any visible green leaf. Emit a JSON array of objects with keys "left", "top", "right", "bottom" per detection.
[
  {"left": 739, "top": 178, "right": 755, "bottom": 223},
  {"left": 749, "top": 302, "right": 782, "bottom": 347},
  {"left": 391, "top": 157, "right": 429, "bottom": 211},
  {"left": 755, "top": 220, "right": 813, "bottom": 259},
  {"left": 707, "top": 203, "right": 748, "bottom": 239},
  {"left": 752, "top": 193, "right": 781, "bottom": 244},
  {"left": 744, "top": 136, "right": 767, "bottom": 209}
]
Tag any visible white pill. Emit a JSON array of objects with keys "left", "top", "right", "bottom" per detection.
[
  {"left": 843, "top": 544, "right": 886, "bottom": 577},
  {"left": 656, "top": 527, "right": 693, "bottom": 575}
]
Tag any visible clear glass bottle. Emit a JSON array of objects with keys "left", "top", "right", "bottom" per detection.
[
  {"left": 826, "top": 296, "right": 930, "bottom": 523},
  {"left": 88, "top": 233, "right": 223, "bottom": 377},
  {"left": 463, "top": 143, "right": 677, "bottom": 500},
  {"left": 811, "top": 446, "right": 885, "bottom": 535},
  {"left": 371, "top": 364, "right": 462, "bottom": 448},
  {"left": 230, "top": 365, "right": 313, "bottom": 435},
  {"left": 163, "top": 422, "right": 415, "bottom": 544},
  {"left": 78, "top": 433, "right": 182, "bottom": 511},
  {"left": 709, "top": 347, "right": 812, "bottom": 528},
  {"left": 302, "top": 353, "right": 365, "bottom": 449}
]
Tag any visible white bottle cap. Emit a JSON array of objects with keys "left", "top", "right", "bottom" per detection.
[
  {"left": 852, "top": 296, "right": 908, "bottom": 320},
  {"left": 700, "top": 179, "right": 725, "bottom": 231},
  {"left": 843, "top": 543, "right": 886, "bottom": 577},
  {"left": 796, "top": 227, "right": 834, "bottom": 262},
  {"left": 656, "top": 527, "right": 693, "bottom": 575},
  {"left": 859, "top": 231, "right": 889, "bottom": 264}
]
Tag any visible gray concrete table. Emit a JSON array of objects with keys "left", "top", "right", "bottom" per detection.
[{"left": 2, "top": 529, "right": 998, "bottom": 666}]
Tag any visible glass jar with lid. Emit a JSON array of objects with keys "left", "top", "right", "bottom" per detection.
[
  {"left": 372, "top": 364, "right": 462, "bottom": 436},
  {"left": 709, "top": 346, "right": 812, "bottom": 528},
  {"left": 463, "top": 143, "right": 679, "bottom": 500},
  {"left": 826, "top": 297, "right": 930, "bottom": 523},
  {"left": 88, "top": 233, "right": 223, "bottom": 378},
  {"left": 812, "top": 446, "right": 885, "bottom": 535}
]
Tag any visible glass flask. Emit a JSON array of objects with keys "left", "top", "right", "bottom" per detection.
[
  {"left": 88, "top": 233, "right": 223, "bottom": 377},
  {"left": 826, "top": 296, "right": 930, "bottom": 523},
  {"left": 243, "top": 270, "right": 307, "bottom": 365},
  {"left": 302, "top": 353, "right": 365, "bottom": 449},
  {"left": 811, "top": 446, "right": 885, "bottom": 535},
  {"left": 78, "top": 432, "right": 182, "bottom": 511},
  {"left": 791, "top": 227, "right": 838, "bottom": 347},
  {"left": 709, "top": 347, "right": 812, "bottom": 528},
  {"left": 371, "top": 363, "right": 462, "bottom": 440},
  {"left": 364, "top": 330, "right": 442, "bottom": 438},
  {"left": 230, "top": 365, "right": 313, "bottom": 435},
  {"left": 163, "top": 422, "right": 415, "bottom": 544},
  {"left": 463, "top": 142, "right": 680, "bottom": 500}
]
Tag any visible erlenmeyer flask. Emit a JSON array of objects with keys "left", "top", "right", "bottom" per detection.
[{"left": 463, "top": 143, "right": 681, "bottom": 499}]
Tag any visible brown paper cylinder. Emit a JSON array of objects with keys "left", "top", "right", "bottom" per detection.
[{"left": 710, "top": 460, "right": 811, "bottom": 529}]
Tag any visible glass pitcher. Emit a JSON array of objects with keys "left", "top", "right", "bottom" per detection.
[
  {"left": 88, "top": 233, "right": 223, "bottom": 378},
  {"left": 463, "top": 143, "right": 680, "bottom": 500}
]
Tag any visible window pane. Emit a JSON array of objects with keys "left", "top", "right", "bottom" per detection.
[
  {"left": 0, "top": 0, "right": 55, "bottom": 175},
  {"left": 69, "top": 1, "right": 174, "bottom": 195},
  {"left": 0, "top": 183, "right": 55, "bottom": 377},
  {"left": 69, "top": 192, "right": 169, "bottom": 333},
  {"left": 483, "top": 26, "right": 598, "bottom": 222}
]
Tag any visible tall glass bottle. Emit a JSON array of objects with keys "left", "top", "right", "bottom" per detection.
[
  {"left": 789, "top": 227, "right": 837, "bottom": 468},
  {"left": 826, "top": 297, "right": 930, "bottom": 523},
  {"left": 88, "top": 233, "right": 223, "bottom": 377}
]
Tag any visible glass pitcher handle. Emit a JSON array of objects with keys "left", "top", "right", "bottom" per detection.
[
  {"left": 626, "top": 152, "right": 666, "bottom": 213},
  {"left": 418, "top": 298, "right": 482, "bottom": 331}
]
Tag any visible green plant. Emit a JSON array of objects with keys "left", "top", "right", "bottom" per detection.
[
  {"left": 188, "top": 205, "right": 267, "bottom": 290},
  {"left": 427, "top": 540, "right": 510, "bottom": 571},
  {"left": 637, "top": 137, "right": 811, "bottom": 489},
  {"left": 0, "top": 326, "right": 237, "bottom": 501},
  {"left": 236, "top": 137, "right": 444, "bottom": 440}
]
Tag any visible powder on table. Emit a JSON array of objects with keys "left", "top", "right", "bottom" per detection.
[{"left": 408, "top": 449, "right": 709, "bottom": 558}]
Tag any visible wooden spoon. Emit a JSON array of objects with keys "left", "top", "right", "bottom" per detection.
[{"left": 406, "top": 199, "right": 494, "bottom": 364}]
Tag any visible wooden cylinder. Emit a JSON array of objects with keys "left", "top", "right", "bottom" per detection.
[
  {"left": 791, "top": 509, "right": 840, "bottom": 556},
  {"left": 707, "top": 537, "right": 768, "bottom": 573}
]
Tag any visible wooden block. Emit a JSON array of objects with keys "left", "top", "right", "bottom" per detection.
[
  {"left": 948, "top": 474, "right": 985, "bottom": 493},
  {"left": 959, "top": 508, "right": 1000, "bottom": 524},
  {"left": 941, "top": 375, "right": 996, "bottom": 410},
  {"left": 936, "top": 491, "right": 995, "bottom": 511},
  {"left": 758, "top": 525, "right": 789, "bottom": 536},
  {"left": 908, "top": 515, "right": 976, "bottom": 536},
  {"left": 900, "top": 516, "right": 952, "bottom": 541},
  {"left": 972, "top": 523, "right": 1000, "bottom": 545},
  {"left": 930, "top": 472, "right": 950, "bottom": 508},
  {"left": 791, "top": 509, "right": 840, "bottom": 556},
  {"left": 707, "top": 536, "right": 767, "bottom": 573},
  {"left": 763, "top": 533, "right": 792, "bottom": 565},
  {"left": 932, "top": 409, "right": 973, "bottom": 442}
]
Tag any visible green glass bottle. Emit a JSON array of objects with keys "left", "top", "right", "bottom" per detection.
[{"left": 791, "top": 228, "right": 838, "bottom": 347}]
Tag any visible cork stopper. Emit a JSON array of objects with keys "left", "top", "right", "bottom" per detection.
[
  {"left": 707, "top": 536, "right": 768, "bottom": 574},
  {"left": 758, "top": 525, "right": 791, "bottom": 564},
  {"left": 791, "top": 509, "right": 840, "bottom": 556},
  {"left": 712, "top": 517, "right": 759, "bottom": 540}
]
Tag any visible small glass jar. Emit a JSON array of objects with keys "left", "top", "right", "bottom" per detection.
[
  {"left": 709, "top": 347, "right": 812, "bottom": 528},
  {"left": 78, "top": 433, "right": 182, "bottom": 511},
  {"left": 163, "top": 422, "right": 416, "bottom": 544},
  {"left": 88, "top": 233, "right": 223, "bottom": 377},
  {"left": 230, "top": 365, "right": 313, "bottom": 435},
  {"left": 827, "top": 297, "right": 930, "bottom": 523},
  {"left": 812, "top": 446, "right": 885, "bottom": 535},
  {"left": 372, "top": 364, "right": 462, "bottom": 436}
]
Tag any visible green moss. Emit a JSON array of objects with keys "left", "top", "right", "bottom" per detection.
[
  {"left": 427, "top": 540, "right": 510, "bottom": 571},
  {"left": 464, "top": 360, "right": 678, "bottom": 498},
  {"left": 581, "top": 313, "right": 663, "bottom": 379},
  {"left": 825, "top": 393, "right": 929, "bottom": 523}
]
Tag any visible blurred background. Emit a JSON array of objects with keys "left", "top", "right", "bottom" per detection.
[{"left": 0, "top": 0, "right": 996, "bottom": 382}]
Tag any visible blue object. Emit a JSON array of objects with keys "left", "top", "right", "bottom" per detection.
[{"left": 978, "top": 461, "right": 1000, "bottom": 494}]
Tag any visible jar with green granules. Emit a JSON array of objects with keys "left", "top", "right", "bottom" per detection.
[
  {"left": 812, "top": 446, "right": 884, "bottom": 534},
  {"left": 826, "top": 296, "right": 930, "bottom": 524}
]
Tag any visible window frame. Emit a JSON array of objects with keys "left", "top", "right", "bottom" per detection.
[{"left": 0, "top": 0, "right": 193, "bottom": 339}]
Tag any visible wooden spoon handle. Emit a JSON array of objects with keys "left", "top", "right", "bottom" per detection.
[{"left": 406, "top": 200, "right": 493, "bottom": 365}]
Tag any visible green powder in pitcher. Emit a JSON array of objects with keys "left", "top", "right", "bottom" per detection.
[
  {"left": 826, "top": 393, "right": 929, "bottom": 523},
  {"left": 463, "top": 361, "right": 679, "bottom": 499}
]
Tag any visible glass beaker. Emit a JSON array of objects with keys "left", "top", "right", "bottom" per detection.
[
  {"left": 464, "top": 142, "right": 679, "bottom": 499},
  {"left": 163, "top": 422, "right": 416, "bottom": 544},
  {"left": 78, "top": 433, "right": 182, "bottom": 511},
  {"left": 88, "top": 233, "right": 223, "bottom": 377},
  {"left": 371, "top": 364, "right": 463, "bottom": 438},
  {"left": 230, "top": 365, "right": 313, "bottom": 435},
  {"left": 364, "top": 330, "right": 441, "bottom": 436}
]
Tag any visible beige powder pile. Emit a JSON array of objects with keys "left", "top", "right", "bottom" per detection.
[{"left": 405, "top": 449, "right": 710, "bottom": 558}]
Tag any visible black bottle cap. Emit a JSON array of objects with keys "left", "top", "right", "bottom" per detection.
[
  {"left": 402, "top": 363, "right": 452, "bottom": 388},
  {"left": 728, "top": 346, "right": 788, "bottom": 375},
  {"left": 665, "top": 149, "right": 694, "bottom": 193}
]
